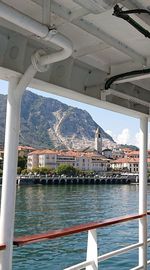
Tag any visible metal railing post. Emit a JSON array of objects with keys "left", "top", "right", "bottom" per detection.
[
  {"left": 0, "top": 77, "right": 21, "bottom": 270},
  {"left": 139, "top": 116, "right": 148, "bottom": 269},
  {"left": 0, "top": 65, "right": 37, "bottom": 270},
  {"left": 86, "top": 229, "right": 98, "bottom": 270}
]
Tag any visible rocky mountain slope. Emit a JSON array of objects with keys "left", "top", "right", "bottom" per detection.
[{"left": 0, "top": 91, "right": 115, "bottom": 149}]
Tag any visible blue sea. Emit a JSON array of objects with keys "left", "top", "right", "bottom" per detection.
[{"left": 12, "top": 184, "right": 150, "bottom": 269}]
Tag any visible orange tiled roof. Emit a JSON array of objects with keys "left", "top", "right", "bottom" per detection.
[
  {"left": 111, "top": 157, "right": 150, "bottom": 164},
  {"left": 127, "top": 151, "right": 139, "bottom": 156},
  {"left": 28, "top": 149, "right": 107, "bottom": 159},
  {"left": 122, "top": 148, "right": 133, "bottom": 152},
  {"left": 28, "top": 149, "right": 58, "bottom": 155},
  {"left": 18, "top": 145, "right": 35, "bottom": 151}
]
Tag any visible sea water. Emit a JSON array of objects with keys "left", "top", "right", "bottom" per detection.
[{"left": 12, "top": 184, "right": 150, "bottom": 269}]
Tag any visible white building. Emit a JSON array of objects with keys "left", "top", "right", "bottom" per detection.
[
  {"left": 27, "top": 149, "right": 108, "bottom": 172},
  {"left": 111, "top": 158, "right": 140, "bottom": 173}
]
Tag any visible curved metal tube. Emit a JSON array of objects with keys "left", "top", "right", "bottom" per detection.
[
  {"left": 0, "top": 2, "right": 73, "bottom": 70},
  {"left": 40, "top": 32, "right": 73, "bottom": 65},
  {"left": 0, "top": 3, "right": 73, "bottom": 270}
]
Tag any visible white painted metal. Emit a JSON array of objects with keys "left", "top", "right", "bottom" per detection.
[
  {"left": 147, "top": 260, "right": 150, "bottom": 265},
  {"left": 63, "top": 234, "right": 150, "bottom": 270},
  {"left": 0, "top": 77, "right": 20, "bottom": 270},
  {"left": 0, "top": 64, "right": 37, "bottom": 270},
  {"left": 86, "top": 229, "right": 98, "bottom": 270},
  {"left": 124, "top": 1, "right": 150, "bottom": 28},
  {"left": 64, "top": 260, "right": 94, "bottom": 270},
  {"left": 0, "top": 1, "right": 150, "bottom": 269},
  {"left": 50, "top": 1, "right": 146, "bottom": 65},
  {"left": 69, "top": 8, "right": 89, "bottom": 21},
  {"left": 115, "top": 74, "right": 150, "bottom": 84},
  {"left": 0, "top": 20, "right": 73, "bottom": 269},
  {"left": 101, "top": 89, "right": 150, "bottom": 107},
  {"left": 0, "top": 1, "right": 48, "bottom": 37},
  {"left": 40, "top": 32, "right": 72, "bottom": 65},
  {"left": 0, "top": 66, "right": 146, "bottom": 119},
  {"left": 42, "top": 0, "right": 51, "bottom": 25},
  {"left": 130, "top": 266, "right": 143, "bottom": 270},
  {"left": 98, "top": 242, "right": 143, "bottom": 262},
  {"left": 0, "top": 2, "right": 73, "bottom": 63},
  {"left": 73, "top": 0, "right": 119, "bottom": 14},
  {"left": 147, "top": 238, "right": 150, "bottom": 244},
  {"left": 72, "top": 18, "right": 146, "bottom": 66},
  {"left": 63, "top": 232, "right": 146, "bottom": 270},
  {"left": 139, "top": 117, "right": 148, "bottom": 269},
  {"left": 29, "top": 78, "right": 150, "bottom": 119}
]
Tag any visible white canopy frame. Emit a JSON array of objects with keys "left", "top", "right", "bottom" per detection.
[{"left": 0, "top": 0, "right": 149, "bottom": 269}]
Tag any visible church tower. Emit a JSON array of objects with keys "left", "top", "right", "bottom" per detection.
[{"left": 95, "top": 127, "right": 102, "bottom": 154}]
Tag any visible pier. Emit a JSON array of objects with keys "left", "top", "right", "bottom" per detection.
[{"left": 16, "top": 175, "right": 131, "bottom": 185}]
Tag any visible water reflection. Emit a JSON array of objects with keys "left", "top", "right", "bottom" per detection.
[{"left": 13, "top": 185, "right": 144, "bottom": 269}]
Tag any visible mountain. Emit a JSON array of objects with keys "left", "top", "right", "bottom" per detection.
[{"left": 0, "top": 91, "right": 115, "bottom": 149}]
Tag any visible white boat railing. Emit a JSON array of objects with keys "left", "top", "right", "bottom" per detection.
[{"left": 13, "top": 212, "right": 150, "bottom": 270}]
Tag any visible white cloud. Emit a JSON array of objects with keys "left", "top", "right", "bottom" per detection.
[
  {"left": 116, "top": 128, "right": 130, "bottom": 145},
  {"left": 106, "top": 128, "right": 150, "bottom": 149}
]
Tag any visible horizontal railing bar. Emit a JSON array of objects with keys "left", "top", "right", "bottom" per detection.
[
  {"left": 64, "top": 259, "right": 94, "bottom": 270},
  {"left": 147, "top": 238, "right": 150, "bottom": 244},
  {"left": 0, "top": 244, "right": 6, "bottom": 251},
  {"left": 147, "top": 260, "right": 150, "bottom": 265},
  {"left": 13, "top": 213, "right": 145, "bottom": 246},
  {"left": 130, "top": 266, "right": 143, "bottom": 270},
  {"left": 98, "top": 242, "right": 143, "bottom": 262}
]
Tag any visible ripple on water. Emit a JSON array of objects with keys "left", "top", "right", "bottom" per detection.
[{"left": 11, "top": 184, "right": 149, "bottom": 269}]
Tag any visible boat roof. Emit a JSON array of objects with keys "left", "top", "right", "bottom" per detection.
[{"left": 0, "top": 0, "right": 150, "bottom": 118}]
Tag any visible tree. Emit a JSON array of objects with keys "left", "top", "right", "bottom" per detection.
[
  {"left": 0, "top": 158, "right": 3, "bottom": 170},
  {"left": 17, "top": 167, "right": 22, "bottom": 175},
  {"left": 31, "top": 166, "right": 53, "bottom": 175},
  {"left": 21, "top": 168, "right": 30, "bottom": 175},
  {"left": 55, "top": 164, "right": 80, "bottom": 176},
  {"left": 39, "top": 167, "right": 51, "bottom": 175},
  {"left": 18, "top": 156, "right": 27, "bottom": 170},
  {"left": 31, "top": 167, "right": 41, "bottom": 174},
  {"left": 0, "top": 169, "right": 3, "bottom": 177}
]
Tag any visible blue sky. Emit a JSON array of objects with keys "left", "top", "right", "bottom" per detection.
[{"left": 0, "top": 79, "right": 144, "bottom": 147}]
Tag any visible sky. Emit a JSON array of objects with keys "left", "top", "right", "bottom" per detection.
[{"left": 0, "top": 79, "right": 149, "bottom": 148}]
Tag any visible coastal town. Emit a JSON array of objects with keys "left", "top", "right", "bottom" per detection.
[
  {"left": 1, "top": 1, "right": 150, "bottom": 269},
  {"left": 0, "top": 127, "right": 148, "bottom": 176}
]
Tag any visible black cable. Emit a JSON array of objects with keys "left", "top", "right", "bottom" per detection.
[
  {"left": 105, "top": 68, "right": 150, "bottom": 90},
  {"left": 104, "top": 5, "right": 150, "bottom": 90},
  {"left": 117, "top": 9, "right": 150, "bottom": 15},
  {"left": 113, "top": 5, "right": 150, "bottom": 38}
]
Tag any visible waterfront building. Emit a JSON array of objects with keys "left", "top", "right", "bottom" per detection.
[
  {"left": 27, "top": 149, "right": 108, "bottom": 172},
  {"left": 122, "top": 147, "right": 134, "bottom": 157},
  {"left": 126, "top": 150, "right": 150, "bottom": 159},
  {"left": 18, "top": 145, "right": 35, "bottom": 157},
  {"left": 1, "top": 1, "right": 149, "bottom": 269},
  {"left": 27, "top": 128, "right": 109, "bottom": 172},
  {"left": 111, "top": 158, "right": 150, "bottom": 173}
]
